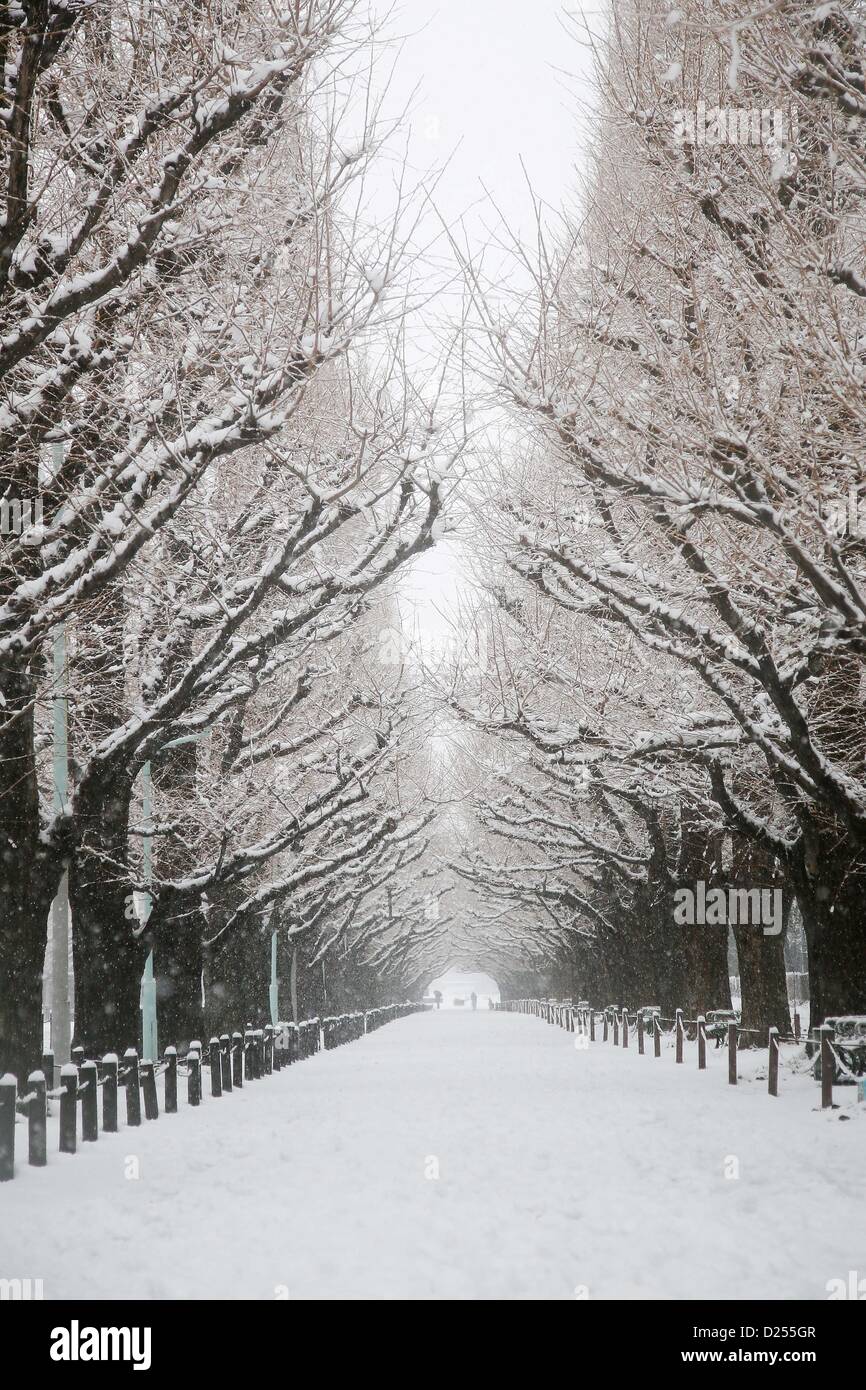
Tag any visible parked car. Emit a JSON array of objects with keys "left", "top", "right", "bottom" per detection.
[
  {"left": 704, "top": 1009, "right": 740, "bottom": 1047},
  {"left": 813, "top": 1016, "right": 866, "bottom": 1082},
  {"left": 634, "top": 1005, "right": 662, "bottom": 1034}
]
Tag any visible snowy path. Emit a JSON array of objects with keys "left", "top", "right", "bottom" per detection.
[{"left": 3, "top": 1010, "right": 864, "bottom": 1300}]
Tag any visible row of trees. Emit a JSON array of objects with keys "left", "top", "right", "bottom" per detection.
[
  {"left": 6, "top": 2, "right": 864, "bottom": 1064},
  {"left": 0, "top": 0, "right": 462, "bottom": 1077},
  {"left": 446, "top": 0, "right": 866, "bottom": 1032}
]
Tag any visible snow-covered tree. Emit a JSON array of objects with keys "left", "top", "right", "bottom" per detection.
[
  {"left": 458, "top": 0, "right": 866, "bottom": 1024},
  {"left": 0, "top": 0, "right": 462, "bottom": 1072}
]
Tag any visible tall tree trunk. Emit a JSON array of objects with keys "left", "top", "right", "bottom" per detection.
[
  {"left": 790, "top": 656, "right": 866, "bottom": 1024},
  {"left": 729, "top": 835, "right": 791, "bottom": 1039},
  {"left": 679, "top": 808, "right": 731, "bottom": 1019},
  {"left": 733, "top": 919, "right": 791, "bottom": 1038},
  {"left": 295, "top": 944, "right": 327, "bottom": 1020},
  {"left": 69, "top": 767, "right": 145, "bottom": 1054},
  {"left": 791, "top": 822, "right": 866, "bottom": 1025},
  {"left": 151, "top": 716, "right": 203, "bottom": 1050},
  {"left": 639, "top": 805, "right": 685, "bottom": 1016},
  {"left": 0, "top": 660, "right": 62, "bottom": 1079},
  {"left": 157, "top": 913, "right": 205, "bottom": 1050}
]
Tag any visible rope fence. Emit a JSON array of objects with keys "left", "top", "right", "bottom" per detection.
[
  {"left": 495, "top": 999, "right": 859, "bottom": 1113},
  {"left": 0, "top": 1002, "right": 427, "bottom": 1182}
]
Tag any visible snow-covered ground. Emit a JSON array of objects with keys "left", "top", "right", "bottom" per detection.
[{"left": 2, "top": 1010, "right": 863, "bottom": 1300}]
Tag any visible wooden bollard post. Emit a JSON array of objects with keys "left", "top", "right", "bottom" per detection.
[
  {"left": 0, "top": 1073, "right": 16, "bottom": 1179},
  {"left": 41, "top": 1049, "right": 55, "bottom": 1091},
  {"left": 102, "top": 1054, "right": 118, "bottom": 1132},
  {"left": 793, "top": 1011, "right": 801, "bottom": 1043},
  {"left": 141, "top": 1060, "right": 159, "bottom": 1119},
  {"left": 256, "top": 1029, "right": 265, "bottom": 1074},
  {"left": 60, "top": 1064, "right": 78, "bottom": 1153},
  {"left": 220, "top": 1035, "right": 232, "bottom": 1092},
  {"left": 244, "top": 1028, "right": 255, "bottom": 1079},
  {"left": 589, "top": 1010, "right": 595, "bottom": 1042},
  {"left": 80, "top": 1060, "right": 99, "bottom": 1140},
  {"left": 28, "top": 1071, "right": 47, "bottom": 1166},
  {"left": 232, "top": 1033, "right": 243, "bottom": 1087},
  {"left": 820, "top": 1025, "right": 834, "bottom": 1109},
  {"left": 637, "top": 1013, "right": 644, "bottom": 1055},
  {"left": 209, "top": 1039, "right": 222, "bottom": 1097},
  {"left": 727, "top": 1021, "right": 737, "bottom": 1085},
  {"left": 273, "top": 1027, "right": 282, "bottom": 1072},
  {"left": 675, "top": 1010, "right": 684, "bottom": 1063},
  {"left": 71, "top": 1044, "right": 85, "bottom": 1072},
  {"left": 697, "top": 1016, "right": 706, "bottom": 1070},
  {"left": 603, "top": 1012, "right": 609, "bottom": 1042},
  {"left": 768, "top": 1027, "right": 779, "bottom": 1098},
  {"left": 264, "top": 1025, "right": 274, "bottom": 1074},
  {"left": 187, "top": 1045, "right": 201, "bottom": 1106},
  {"left": 613, "top": 1012, "right": 619, "bottom": 1046},
  {"left": 164, "top": 1047, "right": 178, "bottom": 1113},
  {"left": 622, "top": 1011, "right": 629, "bottom": 1049},
  {"left": 124, "top": 1049, "right": 141, "bottom": 1127}
]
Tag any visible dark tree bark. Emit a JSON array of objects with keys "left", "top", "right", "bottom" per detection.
[
  {"left": 156, "top": 909, "right": 206, "bottom": 1050},
  {"left": 0, "top": 661, "right": 64, "bottom": 1078},
  {"left": 728, "top": 835, "right": 791, "bottom": 1040},
  {"left": 678, "top": 808, "right": 732, "bottom": 1019},
  {"left": 205, "top": 906, "right": 271, "bottom": 1031},
  {"left": 790, "top": 819, "right": 866, "bottom": 1026},
  {"left": 151, "top": 692, "right": 204, "bottom": 1050},
  {"left": 69, "top": 761, "right": 145, "bottom": 1054}
]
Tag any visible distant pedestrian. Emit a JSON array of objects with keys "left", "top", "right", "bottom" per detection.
[
  {"left": 471, "top": 991, "right": 477, "bottom": 1011},
  {"left": 434, "top": 990, "right": 442, "bottom": 1010}
]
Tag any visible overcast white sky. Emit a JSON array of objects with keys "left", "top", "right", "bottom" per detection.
[
  {"left": 356, "top": 1, "right": 599, "bottom": 646},
  {"left": 378, "top": 0, "right": 594, "bottom": 230}
]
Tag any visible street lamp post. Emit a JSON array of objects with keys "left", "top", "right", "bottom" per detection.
[
  {"left": 269, "top": 927, "right": 279, "bottom": 1027},
  {"left": 139, "top": 760, "right": 157, "bottom": 1062},
  {"left": 49, "top": 442, "right": 70, "bottom": 1075}
]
